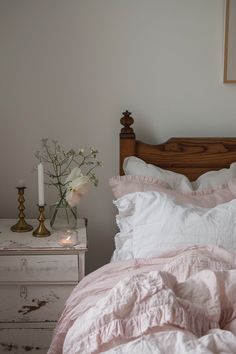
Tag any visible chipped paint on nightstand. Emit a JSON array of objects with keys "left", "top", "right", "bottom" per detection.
[{"left": 0, "top": 218, "right": 87, "bottom": 352}]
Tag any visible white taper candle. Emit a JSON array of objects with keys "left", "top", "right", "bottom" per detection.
[{"left": 38, "top": 163, "right": 45, "bottom": 206}]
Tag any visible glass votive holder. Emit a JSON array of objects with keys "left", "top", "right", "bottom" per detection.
[{"left": 57, "top": 229, "right": 79, "bottom": 247}]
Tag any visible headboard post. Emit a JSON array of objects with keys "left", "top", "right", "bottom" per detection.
[{"left": 120, "top": 110, "right": 136, "bottom": 175}]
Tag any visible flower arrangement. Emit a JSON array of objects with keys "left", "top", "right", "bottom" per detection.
[{"left": 35, "top": 139, "right": 101, "bottom": 229}]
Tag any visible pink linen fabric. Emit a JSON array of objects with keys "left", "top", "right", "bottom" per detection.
[
  {"left": 47, "top": 246, "right": 236, "bottom": 354},
  {"left": 109, "top": 175, "right": 236, "bottom": 207}
]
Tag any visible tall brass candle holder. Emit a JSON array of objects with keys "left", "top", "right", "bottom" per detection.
[
  {"left": 11, "top": 187, "right": 33, "bottom": 232},
  {"left": 33, "top": 205, "right": 51, "bottom": 237}
]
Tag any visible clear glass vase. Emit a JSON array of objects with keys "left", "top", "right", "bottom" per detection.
[{"left": 49, "top": 202, "right": 77, "bottom": 231}]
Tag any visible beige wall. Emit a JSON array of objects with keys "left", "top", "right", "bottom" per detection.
[{"left": 1, "top": 0, "right": 236, "bottom": 272}]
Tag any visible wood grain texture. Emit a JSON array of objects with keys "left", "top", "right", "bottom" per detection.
[{"left": 120, "top": 113, "right": 236, "bottom": 180}]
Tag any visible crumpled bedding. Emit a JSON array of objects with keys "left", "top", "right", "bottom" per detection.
[{"left": 47, "top": 246, "right": 236, "bottom": 354}]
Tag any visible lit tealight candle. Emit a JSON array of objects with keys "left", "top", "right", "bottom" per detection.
[{"left": 57, "top": 230, "right": 78, "bottom": 247}]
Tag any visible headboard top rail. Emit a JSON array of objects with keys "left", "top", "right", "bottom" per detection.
[{"left": 119, "top": 111, "right": 236, "bottom": 180}]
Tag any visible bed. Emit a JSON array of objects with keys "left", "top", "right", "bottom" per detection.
[{"left": 48, "top": 111, "right": 236, "bottom": 354}]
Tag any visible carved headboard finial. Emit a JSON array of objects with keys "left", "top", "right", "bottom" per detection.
[
  {"left": 120, "top": 110, "right": 135, "bottom": 137},
  {"left": 119, "top": 110, "right": 136, "bottom": 174}
]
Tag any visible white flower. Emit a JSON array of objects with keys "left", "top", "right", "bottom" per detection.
[{"left": 65, "top": 167, "right": 90, "bottom": 207}]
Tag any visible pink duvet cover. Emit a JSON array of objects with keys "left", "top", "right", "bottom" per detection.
[{"left": 48, "top": 246, "right": 236, "bottom": 354}]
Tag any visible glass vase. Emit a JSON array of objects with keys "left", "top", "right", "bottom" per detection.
[{"left": 49, "top": 202, "right": 77, "bottom": 231}]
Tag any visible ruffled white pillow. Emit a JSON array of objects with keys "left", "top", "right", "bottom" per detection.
[
  {"left": 123, "top": 156, "right": 236, "bottom": 192},
  {"left": 113, "top": 191, "right": 236, "bottom": 260}
]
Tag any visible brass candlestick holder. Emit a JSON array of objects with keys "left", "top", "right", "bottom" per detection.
[
  {"left": 33, "top": 205, "right": 51, "bottom": 237},
  {"left": 11, "top": 187, "right": 33, "bottom": 232}
]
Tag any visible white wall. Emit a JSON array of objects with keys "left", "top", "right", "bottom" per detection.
[{"left": 1, "top": 0, "right": 236, "bottom": 272}]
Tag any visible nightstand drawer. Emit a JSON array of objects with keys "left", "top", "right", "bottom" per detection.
[
  {"left": 0, "top": 255, "right": 78, "bottom": 282},
  {"left": 0, "top": 284, "right": 75, "bottom": 323},
  {"left": 0, "top": 328, "right": 53, "bottom": 353}
]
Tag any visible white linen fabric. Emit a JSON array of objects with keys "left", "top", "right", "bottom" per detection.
[
  {"left": 100, "top": 330, "right": 236, "bottom": 354},
  {"left": 113, "top": 191, "right": 236, "bottom": 260},
  {"left": 123, "top": 156, "right": 236, "bottom": 192}
]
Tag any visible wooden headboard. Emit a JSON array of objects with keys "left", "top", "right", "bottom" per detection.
[{"left": 120, "top": 111, "right": 236, "bottom": 180}]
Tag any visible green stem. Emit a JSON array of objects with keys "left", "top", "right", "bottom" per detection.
[
  {"left": 50, "top": 189, "right": 67, "bottom": 227},
  {"left": 61, "top": 156, "right": 74, "bottom": 176},
  {"left": 86, "top": 164, "right": 98, "bottom": 176}
]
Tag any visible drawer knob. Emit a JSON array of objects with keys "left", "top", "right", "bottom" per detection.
[
  {"left": 20, "top": 285, "right": 28, "bottom": 299},
  {"left": 20, "top": 258, "right": 28, "bottom": 272}
]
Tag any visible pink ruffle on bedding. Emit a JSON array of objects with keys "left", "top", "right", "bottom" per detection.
[{"left": 48, "top": 246, "right": 236, "bottom": 354}]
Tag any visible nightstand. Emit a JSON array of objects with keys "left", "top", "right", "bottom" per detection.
[{"left": 0, "top": 218, "right": 87, "bottom": 354}]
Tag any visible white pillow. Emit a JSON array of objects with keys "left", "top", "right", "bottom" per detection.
[
  {"left": 113, "top": 191, "right": 236, "bottom": 260},
  {"left": 111, "top": 232, "right": 133, "bottom": 262},
  {"left": 123, "top": 156, "right": 236, "bottom": 192}
]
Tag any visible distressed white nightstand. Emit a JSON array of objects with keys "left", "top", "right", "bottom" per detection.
[{"left": 0, "top": 218, "right": 87, "bottom": 354}]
